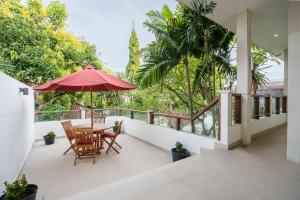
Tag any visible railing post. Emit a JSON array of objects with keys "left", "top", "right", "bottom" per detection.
[
  {"left": 148, "top": 111, "right": 154, "bottom": 124},
  {"left": 275, "top": 96, "right": 280, "bottom": 114},
  {"left": 264, "top": 95, "right": 271, "bottom": 117},
  {"left": 130, "top": 110, "right": 134, "bottom": 119},
  {"left": 176, "top": 118, "right": 181, "bottom": 131},
  {"left": 282, "top": 96, "right": 287, "bottom": 113},
  {"left": 233, "top": 94, "right": 242, "bottom": 124},
  {"left": 253, "top": 95, "right": 260, "bottom": 119}
]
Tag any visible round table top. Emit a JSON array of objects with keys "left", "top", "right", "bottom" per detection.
[{"left": 72, "top": 123, "right": 112, "bottom": 132}]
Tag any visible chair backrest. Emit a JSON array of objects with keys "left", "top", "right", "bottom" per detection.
[
  {"left": 116, "top": 121, "right": 123, "bottom": 135},
  {"left": 61, "top": 120, "right": 74, "bottom": 139},
  {"left": 92, "top": 116, "right": 106, "bottom": 124},
  {"left": 72, "top": 127, "right": 94, "bottom": 145}
]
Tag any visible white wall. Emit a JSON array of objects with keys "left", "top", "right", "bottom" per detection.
[
  {"left": 287, "top": 1, "right": 300, "bottom": 163},
  {"left": 249, "top": 114, "right": 286, "bottom": 136},
  {"left": 34, "top": 117, "right": 216, "bottom": 154},
  {"left": 34, "top": 119, "right": 91, "bottom": 140},
  {"left": 113, "top": 117, "right": 215, "bottom": 153},
  {"left": 220, "top": 91, "right": 286, "bottom": 148},
  {"left": 0, "top": 72, "right": 34, "bottom": 192}
]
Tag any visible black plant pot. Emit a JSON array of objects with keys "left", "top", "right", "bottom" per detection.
[
  {"left": 43, "top": 135, "right": 55, "bottom": 145},
  {"left": 23, "top": 184, "right": 38, "bottom": 200},
  {"left": 171, "top": 148, "right": 191, "bottom": 162},
  {"left": 113, "top": 126, "right": 118, "bottom": 133},
  {"left": 0, "top": 184, "right": 38, "bottom": 200}
]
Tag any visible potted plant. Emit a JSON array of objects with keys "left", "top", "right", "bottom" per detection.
[
  {"left": 171, "top": 142, "right": 191, "bottom": 162},
  {"left": 0, "top": 175, "right": 38, "bottom": 200},
  {"left": 43, "top": 131, "right": 56, "bottom": 145},
  {"left": 113, "top": 121, "right": 119, "bottom": 133}
]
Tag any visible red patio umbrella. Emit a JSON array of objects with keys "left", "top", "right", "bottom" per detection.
[{"left": 34, "top": 65, "right": 135, "bottom": 125}]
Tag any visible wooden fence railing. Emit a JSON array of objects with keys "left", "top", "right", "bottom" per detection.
[
  {"left": 231, "top": 93, "right": 287, "bottom": 125},
  {"left": 35, "top": 99, "right": 221, "bottom": 140},
  {"left": 251, "top": 95, "right": 287, "bottom": 120}
]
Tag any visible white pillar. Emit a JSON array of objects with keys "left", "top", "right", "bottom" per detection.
[
  {"left": 220, "top": 91, "right": 231, "bottom": 146},
  {"left": 236, "top": 10, "right": 252, "bottom": 145},
  {"left": 287, "top": 1, "right": 300, "bottom": 163},
  {"left": 284, "top": 49, "right": 288, "bottom": 96}
]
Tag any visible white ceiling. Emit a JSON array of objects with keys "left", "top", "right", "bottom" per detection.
[{"left": 178, "top": 0, "right": 288, "bottom": 55}]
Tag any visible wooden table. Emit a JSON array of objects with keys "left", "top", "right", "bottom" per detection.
[{"left": 72, "top": 123, "right": 112, "bottom": 154}]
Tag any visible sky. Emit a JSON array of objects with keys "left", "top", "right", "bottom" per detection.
[
  {"left": 42, "top": 0, "right": 283, "bottom": 81},
  {"left": 43, "top": 0, "right": 177, "bottom": 72}
]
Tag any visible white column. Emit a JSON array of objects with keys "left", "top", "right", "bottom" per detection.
[
  {"left": 284, "top": 49, "right": 288, "bottom": 96},
  {"left": 220, "top": 91, "right": 231, "bottom": 146},
  {"left": 236, "top": 10, "right": 252, "bottom": 145},
  {"left": 287, "top": 1, "right": 300, "bottom": 163}
]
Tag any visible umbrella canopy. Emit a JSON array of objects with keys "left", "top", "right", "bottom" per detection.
[
  {"left": 34, "top": 65, "right": 135, "bottom": 126},
  {"left": 35, "top": 65, "right": 135, "bottom": 92}
]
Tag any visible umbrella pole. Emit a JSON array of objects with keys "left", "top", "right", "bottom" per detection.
[{"left": 90, "top": 91, "right": 93, "bottom": 127}]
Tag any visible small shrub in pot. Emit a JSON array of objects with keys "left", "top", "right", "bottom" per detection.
[
  {"left": 171, "top": 142, "right": 191, "bottom": 162},
  {"left": 43, "top": 131, "right": 56, "bottom": 145},
  {"left": 0, "top": 175, "right": 38, "bottom": 200},
  {"left": 113, "top": 121, "right": 119, "bottom": 133}
]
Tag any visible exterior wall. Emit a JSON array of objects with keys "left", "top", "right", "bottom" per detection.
[
  {"left": 113, "top": 117, "right": 215, "bottom": 153},
  {"left": 287, "top": 1, "right": 300, "bottom": 163},
  {"left": 34, "top": 117, "right": 216, "bottom": 154},
  {"left": 0, "top": 72, "right": 34, "bottom": 192},
  {"left": 34, "top": 118, "right": 91, "bottom": 140},
  {"left": 220, "top": 91, "right": 286, "bottom": 148},
  {"left": 249, "top": 114, "right": 286, "bottom": 136}
]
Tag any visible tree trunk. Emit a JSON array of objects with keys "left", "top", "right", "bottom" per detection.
[
  {"left": 252, "top": 80, "right": 257, "bottom": 95},
  {"left": 252, "top": 70, "right": 257, "bottom": 95},
  {"left": 183, "top": 55, "right": 195, "bottom": 133},
  {"left": 204, "top": 31, "right": 212, "bottom": 101}
]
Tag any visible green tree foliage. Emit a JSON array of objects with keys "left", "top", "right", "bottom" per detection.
[
  {"left": 0, "top": 0, "right": 102, "bottom": 86},
  {"left": 136, "top": 1, "right": 234, "bottom": 118},
  {"left": 126, "top": 25, "right": 141, "bottom": 83},
  {"left": 47, "top": 0, "right": 67, "bottom": 29},
  {"left": 251, "top": 45, "right": 279, "bottom": 94},
  {"left": 0, "top": 0, "right": 103, "bottom": 110}
]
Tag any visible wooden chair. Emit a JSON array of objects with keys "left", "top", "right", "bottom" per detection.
[
  {"left": 102, "top": 121, "right": 123, "bottom": 154},
  {"left": 92, "top": 116, "right": 107, "bottom": 149},
  {"left": 61, "top": 121, "right": 75, "bottom": 155},
  {"left": 72, "top": 127, "right": 96, "bottom": 166}
]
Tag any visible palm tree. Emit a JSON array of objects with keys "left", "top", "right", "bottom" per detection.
[
  {"left": 137, "top": 1, "right": 218, "bottom": 117},
  {"left": 251, "top": 45, "right": 279, "bottom": 94}
]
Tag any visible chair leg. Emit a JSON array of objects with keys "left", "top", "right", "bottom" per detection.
[
  {"left": 115, "top": 141, "right": 122, "bottom": 149},
  {"left": 63, "top": 146, "right": 72, "bottom": 155},
  {"left": 103, "top": 138, "right": 110, "bottom": 145},
  {"left": 74, "top": 155, "right": 77, "bottom": 166},
  {"left": 106, "top": 138, "right": 120, "bottom": 154},
  {"left": 112, "top": 146, "right": 119, "bottom": 154},
  {"left": 93, "top": 151, "right": 96, "bottom": 164}
]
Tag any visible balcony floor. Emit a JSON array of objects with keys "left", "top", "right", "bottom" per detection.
[
  {"left": 20, "top": 134, "right": 171, "bottom": 200},
  {"left": 65, "top": 125, "right": 300, "bottom": 200}
]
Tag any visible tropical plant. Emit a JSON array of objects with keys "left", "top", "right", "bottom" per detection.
[
  {"left": 251, "top": 45, "right": 279, "bottom": 94},
  {"left": 3, "top": 175, "right": 28, "bottom": 200},
  {"left": 47, "top": 131, "right": 56, "bottom": 137},
  {"left": 138, "top": 3, "right": 206, "bottom": 118},
  {"left": 137, "top": 1, "right": 233, "bottom": 115},
  {"left": 114, "top": 121, "right": 119, "bottom": 126},
  {"left": 175, "top": 141, "right": 184, "bottom": 153}
]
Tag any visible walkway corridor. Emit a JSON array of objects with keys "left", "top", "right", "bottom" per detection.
[{"left": 66, "top": 125, "right": 300, "bottom": 200}]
